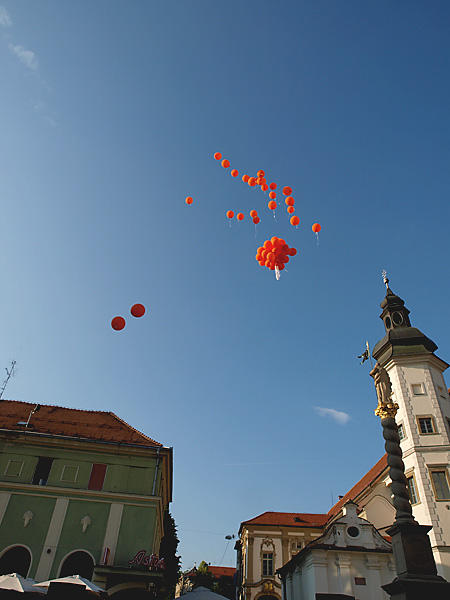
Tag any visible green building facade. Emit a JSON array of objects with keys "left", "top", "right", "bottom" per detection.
[{"left": 0, "top": 400, "right": 173, "bottom": 598}]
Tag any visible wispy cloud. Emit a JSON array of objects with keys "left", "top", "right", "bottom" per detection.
[
  {"left": 314, "top": 406, "right": 350, "bottom": 425},
  {"left": 0, "top": 6, "right": 12, "bottom": 27},
  {"left": 9, "top": 44, "right": 38, "bottom": 70}
]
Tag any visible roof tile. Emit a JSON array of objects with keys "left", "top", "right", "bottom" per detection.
[{"left": 0, "top": 400, "right": 162, "bottom": 447}]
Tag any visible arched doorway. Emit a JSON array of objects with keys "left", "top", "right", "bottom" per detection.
[
  {"left": 0, "top": 546, "right": 32, "bottom": 577},
  {"left": 59, "top": 551, "right": 94, "bottom": 580}
]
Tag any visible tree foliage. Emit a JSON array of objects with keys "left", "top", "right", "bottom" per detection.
[
  {"left": 158, "top": 508, "right": 181, "bottom": 600},
  {"left": 213, "top": 575, "right": 235, "bottom": 600},
  {"left": 193, "top": 561, "right": 214, "bottom": 590}
]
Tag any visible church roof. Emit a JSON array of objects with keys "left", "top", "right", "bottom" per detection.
[
  {"left": 241, "top": 511, "right": 328, "bottom": 530},
  {"left": 0, "top": 399, "right": 163, "bottom": 448},
  {"left": 327, "top": 454, "right": 388, "bottom": 519}
]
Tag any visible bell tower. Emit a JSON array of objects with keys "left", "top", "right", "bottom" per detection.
[{"left": 372, "top": 274, "right": 450, "bottom": 580}]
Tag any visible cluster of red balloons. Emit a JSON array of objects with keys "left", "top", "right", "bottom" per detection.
[
  {"left": 213, "top": 152, "right": 323, "bottom": 254},
  {"left": 255, "top": 237, "right": 297, "bottom": 273},
  {"left": 111, "top": 304, "right": 146, "bottom": 331}
]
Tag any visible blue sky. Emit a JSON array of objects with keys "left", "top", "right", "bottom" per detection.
[{"left": 1, "top": 1, "right": 450, "bottom": 570}]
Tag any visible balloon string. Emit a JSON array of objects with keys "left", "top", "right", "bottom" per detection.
[
  {"left": 273, "top": 211, "right": 277, "bottom": 222},
  {"left": 316, "top": 232, "right": 320, "bottom": 245},
  {"left": 275, "top": 265, "right": 281, "bottom": 281},
  {"left": 254, "top": 225, "right": 257, "bottom": 239},
  {"left": 229, "top": 220, "right": 232, "bottom": 228}
]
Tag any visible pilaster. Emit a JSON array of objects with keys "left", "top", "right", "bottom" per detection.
[{"left": 35, "top": 497, "right": 69, "bottom": 581}]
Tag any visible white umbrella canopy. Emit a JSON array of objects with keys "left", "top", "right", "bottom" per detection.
[
  {"left": 180, "top": 587, "right": 230, "bottom": 600},
  {"left": 0, "top": 573, "right": 47, "bottom": 593},
  {"left": 33, "top": 575, "right": 105, "bottom": 593}
]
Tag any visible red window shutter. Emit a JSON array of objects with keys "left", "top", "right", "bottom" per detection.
[{"left": 88, "top": 463, "right": 107, "bottom": 491}]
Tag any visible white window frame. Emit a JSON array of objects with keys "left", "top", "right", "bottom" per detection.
[
  {"left": 4, "top": 460, "right": 24, "bottom": 477},
  {"left": 397, "top": 422, "right": 406, "bottom": 441},
  {"left": 406, "top": 472, "right": 420, "bottom": 505},
  {"left": 60, "top": 465, "right": 79, "bottom": 483}
]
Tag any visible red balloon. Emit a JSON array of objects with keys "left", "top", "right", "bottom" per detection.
[
  {"left": 227, "top": 210, "right": 234, "bottom": 219},
  {"left": 269, "top": 191, "right": 277, "bottom": 200},
  {"left": 269, "top": 182, "right": 277, "bottom": 190},
  {"left": 237, "top": 213, "right": 244, "bottom": 221},
  {"left": 261, "top": 183, "right": 269, "bottom": 191},
  {"left": 111, "top": 316, "right": 126, "bottom": 331},
  {"left": 257, "top": 170, "right": 265, "bottom": 177},
  {"left": 131, "top": 304, "right": 145, "bottom": 318},
  {"left": 222, "top": 159, "right": 230, "bottom": 168},
  {"left": 263, "top": 240, "right": 272, "bottom": 250},
  {"left": 287, "top": 206, "right": 295, "bottom": 214},
  {"left": 242, "top": 174, "right": 250, "bottom": 183},
  {"left": 289, "top": 247, "right": 297, "bottom": 256},
  {"left": 268, "top": 200, "right": 277, "bottom": 210},
  {"left": 285, "top": 196, "right": 295, "bottom": 206},
  {"left": 290, "top": 216, "right": 300, "bottom": 226},
  {"left": 214, "top": 152, "right": 222, "bottom": 160},
  {"left": 312, "top": 223, "right": 322, "bottom": 233},
  {"left": 250, "top": 210, "right": 258, "bottom": 217},
  {"left": 283, "top": 186, "right": 293, "bottom": 196},
  {"left": 185, "top": 196, "right": 193, "bottom": 205},
  {"left": 248, "top": 177, "right": 257, "bottom": 187},
  {"left": 231, "top": 169, "right": 239, "bottom": 177},
  {"left": 253, "top": 216, "right": 260, "bottom": 224}
]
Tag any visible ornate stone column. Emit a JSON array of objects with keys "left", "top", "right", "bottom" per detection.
[{"left": 371, "top": 363, "right": 450, "bottom": 599}]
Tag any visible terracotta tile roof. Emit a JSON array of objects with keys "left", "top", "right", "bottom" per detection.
[
  {"left": 208, "top": 566, "right": 235, "bottom": 578},
  {"left": 327, "top": 454, "right": 388, "bottom": 519},
  {"left": 242, "top": 511, "right": 328, "bottom": 529},
  {"left": 0, "top": 399, "right": 162, "bottom": 447}
]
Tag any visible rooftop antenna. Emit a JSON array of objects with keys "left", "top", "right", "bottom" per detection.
[
  {"left": 0, "top": 360, "right": 17, "bottom": 400},
  {"left": 25, "top": 404, "right": 41, "bottom": 428},
  {"left": 382, "top": 269, "right": 389, "bottom": 289}
]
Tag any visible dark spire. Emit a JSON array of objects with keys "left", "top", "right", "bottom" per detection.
[
  {"left": 379, "top": 271, "right": 411, "bottom": 334},
  {"left": 372, "top": 272, "right": 438, "bottom": 365}
]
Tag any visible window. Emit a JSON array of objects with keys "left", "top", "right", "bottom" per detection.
[
  {"left": 291, "top": 541, "right": 303, "bottom": 552},
  {"left": 60, "top": 465, "right": 79, "bottom": 483},
  {"left": 412, "top": 383, "right": 426, "bottom": 395},
  {"left": 262, "top": 552, "right": 273, "bottom": 576},
  {"left": 88, "top": 463, "right": 107, "bottom": 491},
  {"left": 398, "top": 423, "right": 405, "bottom": 441},
  {"left": 418, "top": 417, "right": 435, "bottom": 434},
  {"left": 32, "top": 457, "right": 53, "bottom": 485},
  {"left": 438, "top": 387, "right": 448, "bottom": 401},
  {"left": 407, "top": 475, "right": 419, "bottom": 504},
  {"left": 430, "top": 470, "right": 450, "bottom": 501},
  {"left": 4, "top": 460, "right": 24, "bottom": 477},
  {"left": 446, "top": 418, "right": 450, "bottom": 434}
]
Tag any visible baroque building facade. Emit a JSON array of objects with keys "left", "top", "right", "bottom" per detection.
[
  {"left": 0, "top": 400, "right": 173, "bottom": 598},
  {"left": 237, "top": 282, "right": 450, "bottom": 599}
]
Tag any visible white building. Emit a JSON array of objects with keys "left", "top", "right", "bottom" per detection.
[{"left": 277, "top": 502, "right": 394, "bottom": 600}]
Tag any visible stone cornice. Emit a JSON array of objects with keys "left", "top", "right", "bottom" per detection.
[{"left": 0, "top": 482, "right": 162, "bottom": 506}]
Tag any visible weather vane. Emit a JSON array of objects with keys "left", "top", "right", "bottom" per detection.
[{"left": 382, "top": 269, "right": 389, "bottom": 288}]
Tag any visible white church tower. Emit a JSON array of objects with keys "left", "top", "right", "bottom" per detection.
[{"left": 372, "top": 275, "right": 450, "bottom": 579}]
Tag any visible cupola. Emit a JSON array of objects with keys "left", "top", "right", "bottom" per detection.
[
  {"left": 372, "top": 272, "right": 439, "bottom": 365},
  {"left": 379, "top": 273, "right": 411, "bottom": 333}
]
